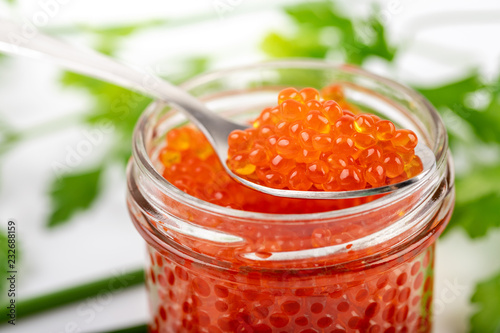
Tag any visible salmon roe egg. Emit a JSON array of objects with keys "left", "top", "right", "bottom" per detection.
[
  {"left": 392, "top": 129, "right": 418, "bottom": 151},
  {"left": 288, "top": 165, "right": 313, "bottom": 191},
  {"left": 322, "top": 100, "right": 343, "bottom": 122},
  {"left": 376, "top": 120, "right": 396, "bottom": 141},
  {"left": 354, "top": 114, "right": 376, "bottom": 134},
  {"left": 382, "top": 152, "right": 405, "bottom": 178},
  {"left": 228, "top": 130, "right": 249, "bottom": 151},
  {"left": 280, "top": 99, "right": 307, "bottom": 120},
  {"left": 305, "top": 110, "right": 330, "bottom": 133},
  {"left": 300, "top": 87, "right": 320, "bottom": 102},
  {"left": 306, "top": 160, "right": 331, "bottom": 184},
  {"left": 278, "top": 87, "right": 302, "bottom": 104},
  {"left": 366, "top": 162, "right": 386, "bottom": 187}
]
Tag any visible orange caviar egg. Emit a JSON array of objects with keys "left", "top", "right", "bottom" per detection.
[
  {"left": 257, "top": 168, "right": 286, "bottom": 189},
  {"left": 358, "top": 146, "right": 382, "bottom": 167},
  {"left": 353, "top": 132, "right": 377, "bottom": 149},
  {"left": 354, "top": 114, "right": 376, "bottom": 134},
  {"left": 278, "top": 87, "right": 302, "bottom": 104},
  {"left": 269, "top": 155, "right": 295, "bottom": 174},
  {"left": 306, "top": 99, "right": 322, "bottom": 111},
  {"left": 258, "top": 125, "right": 274, "bottom": 139},
  {"left": 337, "top": 165, "right": 366, "bottom": 190},
  {"left": 305, "top": 110, "right": 330, "bottom": 133},
  {"left": 392, "top": 129, "right": 418, "bottom": 151},
  {"left": 327, "top": 155, "right": 355, "bottom": 169},
  {"left": 298, "top": 129, "right": 316, "bottom": 150},
  {"left": 265, "top": 135, "right": 278, "bottom": 154},
  {"left": 299, "top": 87, "right": 320, "bottom": 102},
  {"left": 322, "top": 100, "right": 343, "bottom": 122},
  {"left": 288, "top": 165, "right": 313, "bottom": 191},
  {"left": 376, "top": 120, "right": 396, "bottom": 141},
  {"left": 382, "top": 152, "right": 405, "bottom": 178},
  {"left": 296, "top": 148, "right": 321, "bottom": 164},
  {"left": 365, "top": 161, "right": 386, "bottom": 187},
  {"left": 248, "top": 147, "right": 269, "bottom": 167},
  {"left": 320, "top": 84, "right": 344, "bottom": 101},
  {"left": 252, "top": 107, "right": 271, "bottom": 128},
  {"left": 306, "top": 160, "right": 330, "bottom": 184},
  {"left": 228, "top": 130, "right": 249, "bottom": 151},
  {"left": 405, "top": 156, "right": 424, "bottom": 178},
  {"left": 334, "top": 115, "right": 355, "bottom": 135},
  {"left": 312, "top": 133, "right": 334, "bottom": 152},
  {"left": 280, "top": 99, "right": 307, "bottom": 120},
  {"left": 331, "top": 136, "right": 358, "bottom": 157},
  {"left": 275, "top": 120, "right": 290, "bottom": 136},
  {"left": 159, "top": 149, "right": 181, "bottom": 167},
  {"left": 276, "top": 136, "right": 300, "bottom": 158},
  {"left": 166, "top": 128, "right": 191, "bottom": 151},
  {"left": 288, "top": 121, "right": 304, "bottom": 138},
  {"left": 228, "top": 153, "right": 256, "bottom": 175}
]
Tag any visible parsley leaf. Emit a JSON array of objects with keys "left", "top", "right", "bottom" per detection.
[
  {"left": 417, "top": 74, "right": 500, "bottom": 144},
  {"left": 466, "top": 86, "right": 500, "bottom": 143},
  {"left": 443, "top": 164, "right": 500, "bottom": 238},
  {"left": 470, "top": 271, "right": 500, "bottom": 333},
  {"left": 261, "top": 29, "right": 329, "bottom": 59},
  {"left": 47, "top": 167, "right": 103, "bottom": 227},
  {"left": 446, "top": 192, "right": 500, "bottom": 239},
  {"left": 417, "top": 74, "right": 483, "bottom": 109}
]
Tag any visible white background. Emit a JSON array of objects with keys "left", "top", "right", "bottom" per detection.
[{"left": 1, "top": 0, "right": 500, "bottom": 332}]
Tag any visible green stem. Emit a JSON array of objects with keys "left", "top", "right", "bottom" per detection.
[
  {"left": 2, "top": 268, "right": 144, "bottom": 320},
  {"left": 104, "top": 323, "right": 148, "bottom": 333}
]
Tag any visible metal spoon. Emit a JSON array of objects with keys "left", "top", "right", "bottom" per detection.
[{"left": 0, "top": 19, "right": 435, "bottom": 199}]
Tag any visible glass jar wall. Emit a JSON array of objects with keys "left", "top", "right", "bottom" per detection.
[{"left": 127, "top": 61, "right": 454, "bottom": 333}]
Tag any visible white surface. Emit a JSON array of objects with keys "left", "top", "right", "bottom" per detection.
[{"left": 1, "top": 1, "right": 500, "bottom": 332}]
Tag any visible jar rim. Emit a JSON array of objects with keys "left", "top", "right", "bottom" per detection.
[{"left": 131, "top": 59, "right": 448, "bottom": 221}]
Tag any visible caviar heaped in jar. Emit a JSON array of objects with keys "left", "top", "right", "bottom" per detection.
[{"left": 126, "top": 61, "right": 454, "bottom": 333}]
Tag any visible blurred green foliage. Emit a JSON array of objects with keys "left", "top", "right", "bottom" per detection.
[
  {"left": 47, "top": 167, "right": 103, "bottom": 227},
  {"left": 470, "top": 271, "right": 500, "bottom": 333},
  {"left": 262, "top": 2, "right": 395, "bottom": 64}
]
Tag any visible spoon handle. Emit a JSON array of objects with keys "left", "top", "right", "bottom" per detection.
[
  {"left": 0, "top": 19, "right": 243, "bottom": 151},
  {"left": 0, "top": 20, "right": 176, "bottom": 101}
]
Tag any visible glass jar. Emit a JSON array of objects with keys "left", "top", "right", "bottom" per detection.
[{"left": 126, "top": 60, "right": 454, "bottom": 333}]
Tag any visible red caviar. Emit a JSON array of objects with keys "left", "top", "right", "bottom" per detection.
[{"left": 227, "top": 87, "right": 423, "bottom": 192}]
